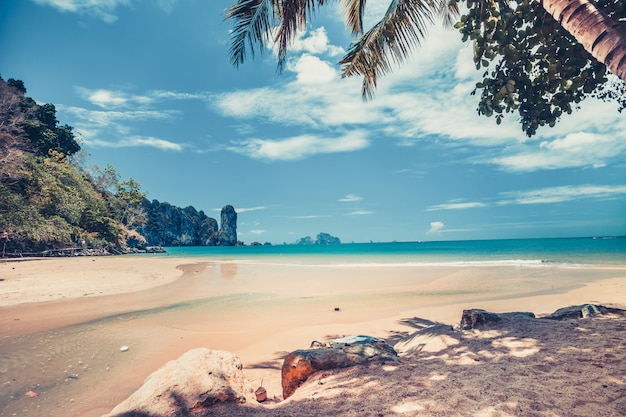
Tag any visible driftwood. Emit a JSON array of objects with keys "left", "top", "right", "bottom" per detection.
[{"left": 281, "top": 336, "right": 399, "bottom": 399}]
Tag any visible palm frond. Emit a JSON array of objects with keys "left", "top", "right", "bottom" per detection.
[
  {"left": 339, "top": 0, "right": 460, "bottom": 99},
  {"left": 342, "top": 0, "right": 368, "bottom": 34},
  {"left": 273, "top": 0, "right": 329, "bottom": 70},
  {"left": 226, "top": 0, "right": 275, "bottom": 67}
]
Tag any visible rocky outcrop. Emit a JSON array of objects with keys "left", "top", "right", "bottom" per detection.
[
  {"left": 281, "top": 335, "right": 399, "bottom": 399},
  {"left": 139, "top": 199, "right": 219, "bottom": 247},
  {"left": 542, "top": 304, "right": 624, "bottom": 320},
  {"left": 104, "top": 348, "right": 253, "bottom": 417},
  {"left": 460, "top": 309, "right": 503, "bottom": 330},
  {"left": 460, "top": 305, "right": 626, "bottom": 330},
  {"left": 461, "top": 309, "right": 536, "bottom": 330},
  {"left": 218, "top": 205, "right": 237, "bottom": 246}
]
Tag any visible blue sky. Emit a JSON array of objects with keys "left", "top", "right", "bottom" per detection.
[{"left": 1, "top": 0, "right": 625, "bottom": 244}]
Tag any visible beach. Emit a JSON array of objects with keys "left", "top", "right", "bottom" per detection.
[{"left": 1, "top": 255, "right": 625, "bottom": 417}]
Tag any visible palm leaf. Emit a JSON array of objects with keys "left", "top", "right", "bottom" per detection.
[
  {"left": 342, "top": 0, "right": 368, "bottom": 34},
  {"left": 226, "top": 0, "right": 275, "bottom": 67},
  {"left": 273, "top": 0, "right": 329, "bottom": 70},
  {"left": 340, "top": 0, "right": 459, "bottom": 99}
]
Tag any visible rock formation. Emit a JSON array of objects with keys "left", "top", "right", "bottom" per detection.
[
  {"left": 103, "top": 348, "right": 253, "bottom": 417},
  {"left": 460, "top": 305, "right": 625, "bottom": 330},
  {"left": 542, "top": 304, "right": 623, "bottom": 320},
  {"left": 218, "top": 205, "right": 238, "bottom": 246},
  {"left": 295, "top": 232, "right": 341, "bottom": 245},
  {"left": 460, "top": 309, "right": 536, "bottom": 330},
  {"left": 281, "top": 335, "right": 399, "bottom": 399},
  {"left": 139, "top": 199, "right": 219, "bottom": 246}
]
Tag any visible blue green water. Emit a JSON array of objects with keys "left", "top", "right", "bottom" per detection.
[{"left": 154, "top": 237, "right": 626, "bottom": 266}]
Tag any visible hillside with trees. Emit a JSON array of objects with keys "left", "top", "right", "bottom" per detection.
[{"left": 0, "top": 76, "right": 220, "bottom": 257}]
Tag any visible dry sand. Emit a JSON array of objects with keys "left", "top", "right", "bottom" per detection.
[{"left": 0, "top": 256, "right": 625, "bottom": 417}]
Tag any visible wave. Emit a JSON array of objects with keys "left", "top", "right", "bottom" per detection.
[{"left": 207, "top": 258, "right": 626, "bottom": 269}]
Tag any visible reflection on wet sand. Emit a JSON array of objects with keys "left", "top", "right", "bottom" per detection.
[{"left": 220, "top": 262, "right": 238, "bottom": 280}]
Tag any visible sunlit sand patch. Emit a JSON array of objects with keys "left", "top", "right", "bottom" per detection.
[
  {"left": 391, "top": 399, "right": 425, "bottom": 413},
  {"left": 452, "top": 351, "right": 482, "bottom": 365},
  {"left": 467, "top": 329, "right": 505, "bottom": 339},
  {"left": 395, "top": 324, "right": 460, "bottom": 355},
  {"left": 491, "top": 337, "right": 540, "bottom": 357},
  {"left": 476, "top": 349, "right": 499, "bottom": 360},
  {"left": 474, "top": 405, "right": 518, "bottom": 417},
  {"left": 428, "top": 372, "right": 447, "bottom": 381},
  {"left": 382, "top": 364, "right": 400, "bottom": 372}
]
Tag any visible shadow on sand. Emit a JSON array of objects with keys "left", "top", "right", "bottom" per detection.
[{"left": 109, "top": 309, "right": 626, "bottom": 417}]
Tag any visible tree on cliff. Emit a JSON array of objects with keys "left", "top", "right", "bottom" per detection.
[
  {"left": 0, "top": 76, "right": 143, "bottom": 254},
  {"left": 225, "top": 0, "right": 626, "bottom": 136}
]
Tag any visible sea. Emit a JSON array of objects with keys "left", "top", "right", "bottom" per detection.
[{"left": 155, "top": 236, "right": 626, "bottom": 267}]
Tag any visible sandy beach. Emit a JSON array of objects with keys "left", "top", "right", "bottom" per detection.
[{"left": 1, "top": 256, "right": 625, "bottom": 417}]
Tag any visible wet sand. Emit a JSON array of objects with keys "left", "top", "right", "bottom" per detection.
[{"left": 1, "top": 256, "right": 625, "bottom": 417}]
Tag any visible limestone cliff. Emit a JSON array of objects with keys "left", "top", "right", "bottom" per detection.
[
  {"left": 218, "top": 205, "right": 238, "bottom": 246},
  {"left": 139, "top": 199, "right": 219, "bottom": 246}
]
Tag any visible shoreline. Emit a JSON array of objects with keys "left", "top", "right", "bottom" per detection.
[{"left": 1, "top": 257, "right": 625, "bottom": 417}]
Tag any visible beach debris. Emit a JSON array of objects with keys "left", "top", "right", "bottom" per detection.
[
  {"left": 255, "top": 379, "right": 267, "bottom": 402},
  {"left": 25, "top": 391, "right": 38, "bottom": 397},
  {"left": 281, "top": 335, "right": 399, "bottom": 399},
  {"left": 254, "top": 386, "right": 267, "bottom": 402},
  {"left": 120, "top": 346, "right": 129, "bottom": 352},
  {"left": 334, "top": 307, "right": 340, "bottom": 311}
]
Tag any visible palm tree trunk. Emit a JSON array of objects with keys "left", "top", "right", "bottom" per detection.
[{"left": 542, "top": 0, "right": 626, "bottom": 83}]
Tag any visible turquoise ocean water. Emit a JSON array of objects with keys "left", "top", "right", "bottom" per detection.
[{"left": 156, "top": 237, "right": 626, "bottom": 267}]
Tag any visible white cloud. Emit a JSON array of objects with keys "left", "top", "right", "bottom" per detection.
[
  {"left": 151, "top": 90, "right": 209, "bottom": 101},
  {"left": 345, "top": 210, "right": 374, "bottom": 215},
  {"left": 228, "top": 131, "right": 370, "bottom": 161},
  {"left": 213, "top": 76, "right": 377, "bottom": 128},
  {"left": 289, "top": 27, "right": 345, "bottom": 57},
  {"left": 429, "top": 184, "right": 626, "bottom": 211},
  {"left": 157, "top": 0, "right": 178, "bottom": 13},
  {"left": 427, "top": 202, "right": 488, "bottom": 211},
  {"left": 288, "top": 54, "right": 337, "bottom": 84},
  {"left": 87, "top": 135, "right": 183, "bottom": 151},
  {"left": 60, "top": 105, "right": 176, "bottom": 139},
  {"left": 491, "top": 132, "right": 626, "bottom": 172},
  {"left": 338, "top": 193, "right": 362, "bottom": 202},
  {"left": 248, "top": 229, "right": 266, "bottom": 235},
  {"left": 236, "top": 206, "right": 268, "bottom": 213},
  {"left": 427, "top": 221, "right": 445, "bottom": 234},
  {"left": 291, "top": 215, "right": 329, "bottom": 219},
  {"left": 76, "top": 87, "right": 153, "bottom": 109},
  {"left": 498, "top": 185, "right": 626, "bottom": 205},
  {"left": 33, "top": 0, "right": 132, "bottom": 23}
]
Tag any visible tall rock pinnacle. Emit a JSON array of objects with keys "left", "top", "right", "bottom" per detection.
[{"left": 218, "top": 205, "right": 237, "bottom": 246}]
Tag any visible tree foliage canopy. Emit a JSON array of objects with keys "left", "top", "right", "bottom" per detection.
[
  {"left": 456, "top": 0, "right": 626, "bottom": 136},
  {"left": 0, "top": 76, "right": 142, "bottom": 255}
]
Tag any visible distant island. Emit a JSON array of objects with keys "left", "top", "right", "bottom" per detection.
[{"left": 295, "top": 232, "right": 341, "bottom": 246}]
